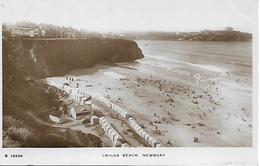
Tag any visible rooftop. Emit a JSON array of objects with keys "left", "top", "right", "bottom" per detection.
[{"left": 72, "top": 104, "right": 92, "bottom": 114}]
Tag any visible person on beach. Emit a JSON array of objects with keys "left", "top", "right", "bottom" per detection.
[{"left": 167, "top": 140, "right": 172, "bottom": 146}]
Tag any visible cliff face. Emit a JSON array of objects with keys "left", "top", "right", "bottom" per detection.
[
  {"left": 3, "top": 38, "right": 144, "bottom": 147},
  {"left": 5, "top": 38, "right": 143, "bottom": 78}
]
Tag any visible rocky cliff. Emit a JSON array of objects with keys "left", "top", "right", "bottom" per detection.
[
  {"left": 4, "top": 38, "right": 143, "bottom": 78},
  {"left": 3, "top": 37, "right": 144, "bottom": 147}
]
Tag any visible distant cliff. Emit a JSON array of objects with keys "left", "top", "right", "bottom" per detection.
[
  {"left": 110, "top": 30, "right": 252, "bottom": 41},
  {"left": 3, "top": 37, "right": 144, "bottom": 147}
]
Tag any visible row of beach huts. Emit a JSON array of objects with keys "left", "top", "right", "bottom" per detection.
[{"left": 47, "top": 79, "right": 161, "bottom": 147}]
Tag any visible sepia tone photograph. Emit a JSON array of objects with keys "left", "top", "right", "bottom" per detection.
[{"left": 2, "top": 0, "right": 256, "bottom": 148}]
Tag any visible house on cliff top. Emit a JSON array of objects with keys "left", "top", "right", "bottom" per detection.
[{"left": 11, "top": 26, "right": 39, "bottom": 37}]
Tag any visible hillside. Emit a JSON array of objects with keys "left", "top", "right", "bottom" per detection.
[{"left": 2, "top": 37, "right": 144, "bottom": 147}]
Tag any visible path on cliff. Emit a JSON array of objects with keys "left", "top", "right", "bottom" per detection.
[{"left": 26, "top": 112, "right": 60, "bottom": 128}]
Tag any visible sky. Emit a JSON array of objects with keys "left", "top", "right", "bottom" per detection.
[{"left": 1, "top": 0, "right": 257, "bottom": 33}]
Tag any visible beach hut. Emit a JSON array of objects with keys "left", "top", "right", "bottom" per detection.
[
  {"left": 121, "top": 143, "right": 130, "bottom": 147},
  {"left": 137, "top": 128, "right": 143, "bottom": 135},
  {"left": 150, "top": 138, "right": 158, "bottom": 147},
  {"left": 121, "top": 110, "right": 130, "bottom": 118},
  {"left": 111, "top": 132, "right": 118, "bottom": 144},
  {"left": 99, "top": 117, "right": 105, "bottom": 124},
  {"left": 134, "top": 124, "right": 142, "bottom": 131},
  {"left": 140, "top": 130, "right": 147, "bottom": 138},
  {"left": 104, "top": 125, "right": 111, "bottom": 135},
  {"left": 155, "top": 143, "right": 161, "bottom": 147},
  {"left": 144, "top": 133, "right": 150, "bottom": 141},
  {"left": 106, "top": 127, "right": 113, "bottom": 137},
  {"left": 113, "top": 138, "right": 122, "bottom": 147},
  {"left": 90, "top": 115, "right": 99, "bottom": 125}
]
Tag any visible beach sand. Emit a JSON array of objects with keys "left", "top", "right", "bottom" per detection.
[{"left": 46, "top": 41, "right": 252, "bottom": 147}]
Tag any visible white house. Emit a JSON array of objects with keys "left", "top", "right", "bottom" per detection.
[
  {"left": 69, "top": 104, "right": 92, "bottom": 120},
  {"left": 11, "top": 27, "right": 35, "bottom": 37}
]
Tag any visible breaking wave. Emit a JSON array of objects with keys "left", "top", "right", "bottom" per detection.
[
  {"left": 103, "top": 71, "right": 127, "bottom": 80},
  {"left": 143, "top": 54, "right": 227, "bottom": 73}
]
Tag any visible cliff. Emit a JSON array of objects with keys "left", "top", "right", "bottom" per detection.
[
  {"left": 3, "top": 37, "right": 144, "bottom": 147},
  {"left": 113, "top": 30, "right": 252, "bottom": 41},
  {"left": 4, "top": 38, "right": 143, "bottom": 78}
]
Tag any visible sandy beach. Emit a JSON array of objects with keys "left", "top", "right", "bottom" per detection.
[{"left": 46, "top": 40, "right": 252, "bottom": 147}]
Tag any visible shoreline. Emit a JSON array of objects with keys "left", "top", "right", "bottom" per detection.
[{"left": 46, "top": 53, "right": 252, "bottom": 147}]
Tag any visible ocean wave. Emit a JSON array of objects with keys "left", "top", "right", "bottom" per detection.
[
  {"left": 103, "top": 71, "right": 127, "bottom": 80},
  {"left": 136, "top": 60, "right": 175, "bottom": 70},
  {"left": 143, "top": 54, "right": 227, "bottom": 73}
]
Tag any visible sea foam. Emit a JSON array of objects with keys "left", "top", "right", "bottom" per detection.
[{"left": 143, "top": 54, "right": 227, "bottom": 73}]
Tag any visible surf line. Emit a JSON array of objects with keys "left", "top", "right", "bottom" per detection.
[{"left": 144, "top": 54, "right": 227, "bottom": 73}]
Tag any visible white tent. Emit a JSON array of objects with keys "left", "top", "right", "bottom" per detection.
[{"left": 155, "top": 143, "right": 161, "bottom": 147}]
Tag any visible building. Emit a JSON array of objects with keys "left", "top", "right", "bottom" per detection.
[
  {"left": 49, "top": 112, "right": 66, "bottom": 124},
  {"left": 10, "top": 26, "right": 41, "bottom": 38},
  {"left": 40, "top": 29, "right": 46, "bottom": 37},
  {"left": 8, "top": 22, "right": 84, "bottom": 38},
  {"left": 62, "top": 27, "right": 78, "bottom": 38},
  {"left": 69, "top": 104, "right": 92, "bottom": 120},
  {"left": 34, "top": 27, "right": 40, "bottom": 37},
  {"left": 90, "top": 115, "right": 99, "bottom": 125},
  {"left": 11, "top": 26, "right": 35, "bottom": 37},
  {"left": 200, "top": 30, "right": 211, "bottom": 34},
  {"left": 225, "top": 27, "right": 234, "bottom": 31}
]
